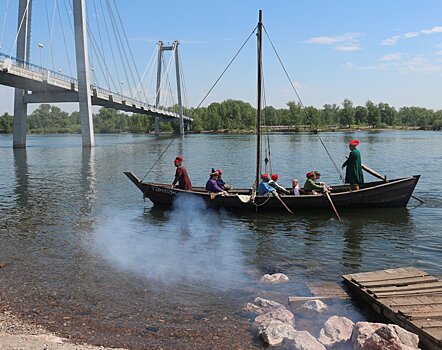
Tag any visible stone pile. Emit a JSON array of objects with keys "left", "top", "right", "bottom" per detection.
[{"left": 243, "top": 273, "right": 420, "bottom": 349}]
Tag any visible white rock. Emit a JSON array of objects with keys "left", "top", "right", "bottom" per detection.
[
  {"left": 299, "top": 299, "right": 328, "bottom": 313},
  {"left": 258, "top": 320, "right": 297, "bottom": 346},
  {"left": 253, "top": 297, "right": 284, "bottom": 309},
  {"left": 260, "top": 273, "right": 289, "bottom": 284},
  {"left": 318, "top": 315, "right": 354, "bottom": 348},
  {"left": 351, "top": 322, "right": 419, "bottom": 350},
  {"left": 284, "top": 330, "right": 327, "bottom": 350},
  {"left": 255, "top": 307, "right": 295, "bottom": 327}
]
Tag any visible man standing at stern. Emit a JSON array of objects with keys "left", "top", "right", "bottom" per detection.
[
  {"left": 342, "top": 140, "right": 364, "bottom": 190},
  {"left": 172, "top": 156, "right": 192, "bottom": 191}
]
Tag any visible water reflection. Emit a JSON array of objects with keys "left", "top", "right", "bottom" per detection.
[
  {"left": 13, "top": 148, "right": 29, "bottom": 208},
  {"left": 80, "top": 148, "right": 96, "bottom": 218}
]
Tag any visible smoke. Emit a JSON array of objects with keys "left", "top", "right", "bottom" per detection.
[{"left": 92, "top": 194, "right": 248, "bottom": 289}]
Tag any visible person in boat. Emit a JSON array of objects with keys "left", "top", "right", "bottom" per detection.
[
  {"left": 206, "top": 171, "right": 227, "bottom": 194},
  {"left": 342, "top": 139, "right": 364, "bottom": 190},
  {"left": 172, "top": 156, "right": 192, "bottom": 191},
  {"left": 258, "top": 174, "right": 276, "bottom": 196},
  {"left": 268, "top": 173, "right": 290, "bottom": 194},
  {"left": 211, "top": 168, "right": 232, "bottom": 191},
  {"left": 292, "top": 178, "right": 301, "bottom": 196},
  {"left": 314, "top": 171, "right": 331, "bottom": 191},
  {"left": 303, "top": 171, "right": 325, "bottom": 195}
]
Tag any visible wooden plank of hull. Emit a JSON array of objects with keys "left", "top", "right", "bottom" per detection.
[{"left": 124, "top": 172, "right": 420, "bottom": 211}]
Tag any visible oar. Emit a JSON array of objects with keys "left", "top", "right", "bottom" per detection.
[
  {"left": 360, "top": 163, "right": 425, "bottom": 203},
  {"left": 324, "top": 191, "right": 341, "bottom": 221},
  {"left": 273, "top": 192, "right": 294, "bottom": 215}
]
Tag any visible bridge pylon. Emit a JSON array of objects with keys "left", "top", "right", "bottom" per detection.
[
  {"left": 154, "top": 40, "right": 186, "bottom": 135},
  {"left": 12, "top": 0, "right": 32, "bottom": 149}
]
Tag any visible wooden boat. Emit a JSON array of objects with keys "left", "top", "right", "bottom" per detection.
[
  {"left": 124, "top": 172, "right": 420, "bottom": 211},
  {"left": 125, "top": 11, "right": 420, "bottom": 214}
]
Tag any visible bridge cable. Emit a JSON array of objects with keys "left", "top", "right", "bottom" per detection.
[
  {"left": 0, "top": 0, "right": 11, "bottom": 50},
  {"left": 99, "top": 0, "right": 122, "bottom": 94},
  {"left": 92, "top": 0, "right": 111, "bottom": 90},
  {"left": 178, "top": 52, "right": 190, "bottom": 110},
  {"left": 48, "top": 0, "right": 58, "bottom": 70},
  {"left": 105, "top": 0, "right": 132, "bottom": 98},
  {"left": 9, "top": 0, "right": 30, "bottom": 59},
  {"left": 263, "top": 25, "right": 345, "bottom": 183},
  {"left": 56, "top": 0, "right": 73, "bottom": 76},
  {"left": 137, "top": 45, "right": 157, "bottom": 104},
  {"left": 192, "top": 25, "right": 257, "bottom": 111},
  {"left": 111, "top": 0, "right": 147, "bottom": 102}
]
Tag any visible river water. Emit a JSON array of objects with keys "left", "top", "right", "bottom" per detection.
[{"left": 0, "top": 131, "right": 441, "bottom": 349}]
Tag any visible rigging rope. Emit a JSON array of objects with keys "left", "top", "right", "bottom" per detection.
[
  {"left": 263, "top": 25, "right": 345, "bottom": 183},
  {"left": 141, "top": 137, "right": 177, "bottom": 182},
  {"left": 192, "top": 25, "right": 257, "bottom": 111},
  {"left": 143, "top": 24, "right": 257, "bottom": 178}
]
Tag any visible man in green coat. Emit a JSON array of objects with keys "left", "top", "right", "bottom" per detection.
[{"left": 342, "top": 139, "right": 364, "bottom": 190}]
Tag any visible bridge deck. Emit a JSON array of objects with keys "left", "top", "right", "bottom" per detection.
[
  {"left": 0, "top": 53, "right": 191, "bottom": 122},
  {"left": 343, "top": 267, "right": 442, "bottom": 350}
]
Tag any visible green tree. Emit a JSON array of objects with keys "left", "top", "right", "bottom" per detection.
[
  {"left": 0, "top": 112, "right": 13, "bottom": 133},
  {"left": 378, "top": 102, "right": 397, "bottom": 126},
  {"left": 339, "top": 99, "right": 354, "bottom": 128},
  {"left": 321, "top": 104, "right": 340, "bottom": 126},
  {"left": 354, "top": 106, "right": 368, "bottom": 125},
  {"left": 366, "top": 100, "right": 381, "bottom": 128}
]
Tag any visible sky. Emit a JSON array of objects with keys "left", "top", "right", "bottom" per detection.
[{"left": 1, "top": 0, "right": 442, "bottom": 114}]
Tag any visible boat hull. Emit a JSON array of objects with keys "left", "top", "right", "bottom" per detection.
[{"left": 124, "top": 172, "right": 420, "bottom": 212}]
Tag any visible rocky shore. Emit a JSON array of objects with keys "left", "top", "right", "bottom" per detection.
[{"left": 0, "top": 310, "right": 126, "bottom": 350}]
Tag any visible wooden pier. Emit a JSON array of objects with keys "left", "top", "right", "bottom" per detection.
[{"left": 343, "top": 267, "right": 442, "bottom": 350}]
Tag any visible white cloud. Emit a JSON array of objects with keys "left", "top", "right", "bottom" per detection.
[
  {"left": 381, "top": 35, "right": 401, "bottom": 46},
  {"left": 380, "top": 53, "right": 403, "bottom": 62},
  {"left": 335, "top": 45, "right": 361, "bottom": 52},
  {"left": 382, "top": 25, "right": 442, "bottom": 46},
  {"left": 436, "top": 50, "right": 442, "bottom": 56},
  {"left": 304, "top": 33, "right": 363, "bottom": 52}
]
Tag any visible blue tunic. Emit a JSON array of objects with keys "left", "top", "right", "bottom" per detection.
[{"left": 258, "top": 181, "right": 276, "bottom": 195}]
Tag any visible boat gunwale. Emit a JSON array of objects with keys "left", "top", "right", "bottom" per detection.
[{"left": 138, "top": 175, "right": 420, "bottom": 199}]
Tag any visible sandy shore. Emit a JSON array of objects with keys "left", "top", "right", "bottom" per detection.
[{"left": 0, "top": 310, "right": 126, "bottom": 350}]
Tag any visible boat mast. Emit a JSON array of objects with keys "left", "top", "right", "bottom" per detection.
[{"left": 255, "top": 10, "right": 263, "bottom": 188}]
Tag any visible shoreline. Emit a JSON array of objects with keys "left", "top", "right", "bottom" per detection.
[{"left": 0, "top": 309, "right": 126, "bottom": 350}]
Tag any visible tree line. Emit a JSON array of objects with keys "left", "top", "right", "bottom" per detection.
[{"left": 1, "top": 99, "right": 442, "bottom": 134}]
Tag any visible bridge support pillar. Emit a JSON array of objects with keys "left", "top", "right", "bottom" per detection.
[
  {"left": 12, "top": 0, "right": 32, "bottom": 148},
  {"left": 73, "top": 0, "right": 94, "bottom": 147},
  {"left": 174, "top": 42, "right": 184, "bottom": 135}
]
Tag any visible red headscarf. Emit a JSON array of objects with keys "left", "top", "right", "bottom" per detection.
[
  {"left": 216, "top": 169, "right": 222, "bottom": 175},
  {"left": 306, "top": 171, "right": 315, "bottom": 179},
  {"left": 175, "top": 156, "right": 183, "bottom": 163},
  {"left": 349, "top": 140, "right": 360, "bottom": 147},
  {"left": 261, "top": 173, "right": 269, "bottom": 180},
  {"left": 271, "top": 174, "right": 279, "bottom": 181}
]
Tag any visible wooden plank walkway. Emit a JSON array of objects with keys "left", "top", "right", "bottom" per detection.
[{"left": 343, "top": 267, "right": 442, "bottom": 350}]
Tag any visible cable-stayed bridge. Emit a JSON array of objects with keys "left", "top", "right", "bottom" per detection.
[{"left": 0, "top": 0, "right": 192, "bottom": 148}]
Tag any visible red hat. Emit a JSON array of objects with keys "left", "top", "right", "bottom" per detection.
[
  {"left": 306, "top": 171, "right": 315, "bottom": 179},
  {"left": 216, "top": 169, "right": 222, "bottom": 174},
  {"left": 349, "top": 140, "right": 359, "bottom": 146},
  {"left": 261, "top": 173, "right": 269, "bottom": 180},
  {"left": 175, "top": 156, "right": 183, "bottom": 162},
  {"left": 271, "top": 174, "right": 278, "bottom": 181}
]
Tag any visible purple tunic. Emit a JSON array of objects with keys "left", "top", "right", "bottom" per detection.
[{"left": 205, "top": 179, "right": 225, "bottom": 193}]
